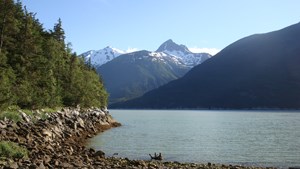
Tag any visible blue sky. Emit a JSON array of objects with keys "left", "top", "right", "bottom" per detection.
[{"left": 21, "top": 0, "right": 300, "bottom": 55}]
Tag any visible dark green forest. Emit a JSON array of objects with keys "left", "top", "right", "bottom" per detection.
[{"left": 0, "top": 0, "right": 108, "bottom": 110}]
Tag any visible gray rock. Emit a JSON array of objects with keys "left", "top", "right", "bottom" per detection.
[
  {"left": 42, "top": 129, "right": 52, "bottom": 137},
  {"left": 61, "top": 162, "right": 73, "bottom": 168},
  {"left": 77, "top": 117, "right": 85, "bottom": 128},
  {"left": 56, "top": 117, "right": 63, "bottom": 126},
  {"left": 20, "top": 111, "right": 31, "bottom": 123},
  {"left": 36, "top": 163, "right": 46, "bottom": 169},
  {"left": 5, "top": 162, "right": 19, "bottom": 169},
  {"left": 0, "top": 121, "right": 7, "bottom": 129},
  {"left": 29, "top": 164, "right": 38, "bottom": 169}
]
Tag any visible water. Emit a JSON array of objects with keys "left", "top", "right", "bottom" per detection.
[{"left": 87, "top": 110, "right": 300, "bottom": 168}]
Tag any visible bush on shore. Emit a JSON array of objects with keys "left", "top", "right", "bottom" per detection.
[{"left": 0, "top": 141, "right": 28, "bottom": 159}]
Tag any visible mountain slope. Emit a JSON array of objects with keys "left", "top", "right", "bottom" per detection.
[
  {"left": 112, "top": 22, "right": 300, "bottom": 109},
  {"left": 97, "top": 50, "right": 190, "bottom": 104},
  {"left": 96, "top": 40, "right": 211, "bottom": 104},
  {"left": 81, "top": 46, "right": 125, "bottom": 67}
]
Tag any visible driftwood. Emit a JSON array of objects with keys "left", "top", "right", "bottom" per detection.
[{"left": 149, "top": 152, "right": 163, "bottom": 160}]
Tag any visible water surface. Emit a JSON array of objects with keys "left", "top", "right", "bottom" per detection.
[{"left": 88, "top": 110, "right": 300, "bottom": 168}]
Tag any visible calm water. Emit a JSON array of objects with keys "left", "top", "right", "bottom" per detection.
[{"left": 87, "top": 110, "right": 300, "bottom": 168}]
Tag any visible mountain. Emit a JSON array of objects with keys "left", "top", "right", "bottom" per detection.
[
  {"left": 111, "top": 22, "right": 300, "bottom": 109},
  {"left": 81, "top": 46, "right": 125, "bottom": 67},
  {"left": 96, "top": 40, "right": 211, "bottom": 104},
  {"left": 97, "top": 50, "right": 190, "bottom": 103},
  {"left": 157, "top": 39, "right": 211, "bottom": 67}
]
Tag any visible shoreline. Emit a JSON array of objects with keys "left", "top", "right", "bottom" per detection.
[{"left": 0, "top": 108, "right": 282, "bottom": 169}]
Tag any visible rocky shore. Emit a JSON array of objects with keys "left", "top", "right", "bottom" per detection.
[
  {"left": 0, "top": 107, "right": 121, "bottom": 169},
  {"left": 0, "top": 108, "right": 277, "bottom": 169}
]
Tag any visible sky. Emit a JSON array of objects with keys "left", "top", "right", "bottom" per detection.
[{"left": 21, "top": 0, "right": 300, "bottom": 55}]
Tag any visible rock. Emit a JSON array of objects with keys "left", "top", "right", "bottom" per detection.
[
  {"left": 101, "top": 107, "right": 108, "bottom": 113},
  {"left": 72, "top": 159, "right": 84, "bottom": 167},
  {"left": 45, "top": 145, "right": 54, "bottom": 152},
  {"left": 52, "top": 126, "right": 62, "bottom": 136},
  {"left": 66, "top": 147, "right": 74, "bottom": 155},
  {"left": 61, "top": 162, "right": 73, "bottom": 168},
  {"left": 36, "top": 163, "right": 46, "bottom": 169},
  {"left": 42, "top": 129, "right": 52, "bottom": 137},
  {"left": 29, "top": 164, "right": 38, "bottom": 169},
  {"left": 99, "top": 121, "right": 109, "bottom": 126},
  {"left": 54, "top": 160, "right": 60, "bottom": 166},
  {"left": 55, "top": 117, "right": 63, "bottom": 126},
  {"left": 20, "top": 111, "right": 31, "bottom": 123},
  {"left": 73, "top": 110, "right": 80, "bottom": 116},
  {"left": 0, "top": 121, "right": 7, "bottom": 128},
  {"left": 94, "top": 150, "right": 105, "bottom": 158},
  {"left": 43, "top": 155, "right": 51, "bottom": 164},
  {"left": 77, "top": 117, "right": 85, "bottom": 128},
  {"left": 0, "top": 107, "right": 123, "bottom": 169},
  {"left": 88, "top": 148, "right": 96, "bottom": 154},
  {"left": 5, "top": 162, "right": 19, "bottom": 169}
]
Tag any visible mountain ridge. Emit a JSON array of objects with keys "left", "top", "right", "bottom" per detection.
[
  {"left": 95, "top": 40, "right": 211, "bottom": 104},
  {"left": 81, "top": 46, "right": 125, "bottom": 67},
  {"left": 111, "top": 22, "right": 300, "bottom": 109}
]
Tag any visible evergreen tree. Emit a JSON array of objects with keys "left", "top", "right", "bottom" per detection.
[
  {"left": 0, "top": 0, "right": 23, "bottom": 55},
  {"left": 0, "top": 1, "right": 108, "bottom": 110},
  {"left": 52, "top": 18, "right": 65, "bottom": 44},
  {"left": 0, "top": 52, "right": 15, "bottom": 109}
]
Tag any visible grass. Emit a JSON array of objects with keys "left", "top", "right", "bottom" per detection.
[
  {"left": 0, "top": 106, "right": 61, "bottom": 122},
  {"left": 0, "top": 111, "right": 22, "bottom": 122},
  {"left": 0, "top": 141, "right": 28, "bottom": 159}
]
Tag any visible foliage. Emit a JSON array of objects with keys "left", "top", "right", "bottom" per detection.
[
  {"left": 0, "top": 141, "right": 28, "bottom": 159},
  {"left": 0, "top": 110, "right": 21, "bottom": 122},
  {"left": 0, "top": 0, "right": 107, "bottom": 111}
]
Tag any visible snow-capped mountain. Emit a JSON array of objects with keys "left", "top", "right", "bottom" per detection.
[
  {"left": 83, "top": 40, "right": 212, "bottom": 105},
  {"left": 97, "top": 50, "right": 190, "bottom": 104},
  {"left": 81, "top": 40, "right": 211, "bottom": 68},
  {"left": 156, "top": 39, "right": 211, "bottom": 67},
  {"left": 81, "top": 46, "right": 125, "bottom": 67}
]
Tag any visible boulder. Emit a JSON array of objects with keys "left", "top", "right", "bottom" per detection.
[{"left": 94, "top": 150, "right": 105, "bottom": 158}]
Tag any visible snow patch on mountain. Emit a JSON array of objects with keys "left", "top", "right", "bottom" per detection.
[
  {"left": 156, "top": 39, "right": 212, "bottom": 67},
  {"left": 82, "top": 39, "right": 212, "bottom": 68},
  {"left": 81, "top": 46, "right": 126, "bottom": 67}
]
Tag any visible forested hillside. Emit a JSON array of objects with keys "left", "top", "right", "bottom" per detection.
[{"left": 0, "top": 0, "right": 107, "bottom": 110}]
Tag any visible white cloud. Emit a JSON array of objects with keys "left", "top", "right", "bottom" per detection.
[
  {"left": 125, "top": 48, "right": 139, "bottom": 53},
  {"left": 188, "top": 47, "right": 220, "bottom": 56}
]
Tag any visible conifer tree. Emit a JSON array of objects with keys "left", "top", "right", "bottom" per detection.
[
  {"left": 0, "top": 52, "right": 15, "bottom": 109},
  {"left": 0, "top": 0, "right": 108, "bottom": 110}
]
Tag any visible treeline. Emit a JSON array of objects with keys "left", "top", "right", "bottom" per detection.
[{"left": 0, "top": 0, "right": 108, "bottom": 110}]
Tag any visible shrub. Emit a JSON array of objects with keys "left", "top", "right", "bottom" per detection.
[
  {"left": 0, "top": 141, "right": 28, "bottom": 159},
  {"left": 0, "top": 111, "right": 21, "bottom": 122}
]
